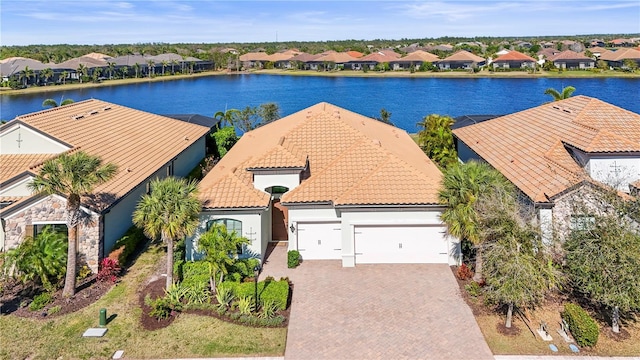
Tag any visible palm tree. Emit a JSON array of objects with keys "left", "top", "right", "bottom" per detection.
[
  {"left": 133, "top": 63, "right": 140, "bottom": 78},
  {"left": 161, "top": 60, "right": 168, "bottom": 76},
  {"left": 438, "top": 161, "right": 511, "bottom": 282},
  {"left": 146, "top": 59, "right": 155, "bottom": 78},
  {"left": 120, "top": 65, "right": 129, "bottom": 79},
  {"left": 28, "top": 151, "right": 118, "bottom": 297},
  {"left": 60, "top": 70, "right": 69, "bottom": 85},
  {"left": 18, "top": 66, "right": 34, "bottom": 87},
  {"left": 42, "top": 98, "right": 75, "bottom": 108},
  {"left": 544, "top": 86, "right": 575, "bottom": 101},
  {"left": 107, "top": 62, "right": 116, "bottom": 79},
  {"left": 170, "top": 59, "right": 178, "bottom": 74},
  {"left": 76, "top": 64, "right": 87, "bottom": 84},
  {"left": 214, "top": 108, "right": 240, "bottom": 128},
  {"left": 133, "top": 177, "right": 201, "bottom": 290},
  {"left": 40, "top": 68, "right": 54, "bottom": 85},
  {"left": 197, "top": 223, "right": 249, "bottom": 292},
  {"left": 92, "top": 67, "right": 102, "bottom": 82}
]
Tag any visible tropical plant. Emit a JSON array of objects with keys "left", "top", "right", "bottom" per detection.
[
  {"left": 212, "top": 126, "right": 238, "bottom": 158},
  {"left": 146, "top": 59, "right": 155, "bottom": 77},
  {"left": 107, "top": 62, "right": 116, "bottom": 79},
  {"left": 42, "top": 98, "right": 75, "bottom": 108},
  {"left": 257, "top": 102, "right": 281, "bottom": 126},
  {"left": 18, "top": 66, "right": 34, "bottom": 87},
  {"left": 417, "top": 114, "right": 457, "bottom": 169},
  {"left": 76, "top": 64, "right": 87, "bottom": 83},
  {"left": 238, "top": 296, "right": 254, "bottom": 315},
  {"left": 92, "top": 67, "right": 102, "bottom": 82},
  {"left": 120, "top": 65, "right": 129, "bottom": 79},
  {"left": 40, "top": 68, "right": 54, "bottom": 85},
  {"left": 1, "top": 226, "right": 67, "bottom": 292},
  {"left": 213, "top": 108, "right": 240, "bottom": 128},
  {"left": 133, "top": 62, "right": 140, "bottom": 78},
  {"left": 215, "top": 283, "right": 235, "bottom": 310},
  {"left": 438, "top": 161, "right": 511, "bottom": 281},
  {"left": 170, "top": 59, "right": 178, "bottom": 74},
  {"left": 544, "top": 86, "right": 575, "bottom": 101},
  {"left": 133, "top": 177, "right": 201, "bottom": 290},
  {"left": 28, "top": 151, "right": 117, "bottom": 297},
  {"left": 161, "top": 60, "right": 168, "bottom": 75},
  {"left": 60, "top": 70, "right": 69, "bottom": 85},
  {"left": 564, "top": 214, "right": 640, "bottom": 333},
  {"left": 374, "top": 108, "right": 393, "bottom": 125},
  {"left": 196, "top": 223, "right": 250, "bottom": 292}
]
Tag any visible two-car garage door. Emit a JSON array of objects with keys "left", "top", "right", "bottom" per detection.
[
  {"left": 297, "top": 222, "right": 449, "bottom": 264},
  {"left": 354, "top": 225, "right": 449, "bottom": 264}
]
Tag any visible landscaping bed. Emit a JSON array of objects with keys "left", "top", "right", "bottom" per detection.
[{"left": 452, "top": 266, "right": 640, "bottom": 356}]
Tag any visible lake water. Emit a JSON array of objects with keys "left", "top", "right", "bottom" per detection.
[{"left": 1, "top": 75, "right": 639, "bottom": 133}]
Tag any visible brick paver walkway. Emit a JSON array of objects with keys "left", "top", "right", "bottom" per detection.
[{"left": 260, "top": 245, "right": 493, "bottom": 360}]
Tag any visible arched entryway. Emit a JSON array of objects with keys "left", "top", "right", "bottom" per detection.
[{"left": 266, "top": 186, "right": 289, "bottom": 242}]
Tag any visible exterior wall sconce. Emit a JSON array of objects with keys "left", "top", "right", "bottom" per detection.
[{"left": 289, "top": 223, "right": 296, "bottom": 233}]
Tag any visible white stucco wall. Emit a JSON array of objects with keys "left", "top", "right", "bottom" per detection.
[
  {"left": 173, "top": 136, "right": 206, "bottom": 177},
  {"left": 0, "top": 177, "right": 34, "bottom": 197},
  {"left": 1, "top": 124, "right": 69, "bottom": 154},
  {"left": 252, "top": 171, "right": 301, "bottom": 192},
  {"left": 588, "top": 157, "right": 640, "bottom": 192},
  {"left": 187, "top": 209, "right": 265, "bottom": 261}
]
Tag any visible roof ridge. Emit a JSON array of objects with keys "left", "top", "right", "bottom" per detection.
[
  {"left": 28, "top": 146, "right": 82, "bottom": 170},
  {"left": 542, "top": 141, "right": 582, "bottom": 177},
  {"left": 16, "top": 99, "right": 95, "bottom": 120}
]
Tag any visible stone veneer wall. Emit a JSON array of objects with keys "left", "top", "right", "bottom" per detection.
[{"left": 3, "top": 196, "right": 101, "bottom": 272}]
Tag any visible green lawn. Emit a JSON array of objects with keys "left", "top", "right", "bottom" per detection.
[{"left": 0, "top": 245, "right": 287, "bottom": 360}]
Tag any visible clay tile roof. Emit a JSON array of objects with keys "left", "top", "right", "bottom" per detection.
[
  {"left": 0, "top": 153, "right": 53, "bottom": 184},
  {"left": 453, "top": 96, "right": 640, "bottom": 203},
  {"left": 199, "top": 102, "right": 443, "bottom": 209},
  {"left": 493, "top": 50, "right": 536, "bottom": 62},
  {"left": 346, "top": 51, "right": 364, "bottom": 58},
  {"left": 8, "top": 99, "right": 210, "bottom": 212},
  {"left": 393, "top": 50, "right": 440, "bottom": 63},
  {"left": 549, "top": 50, "right": 592, "bottom": 61},
  {"left": 313, "top": 52, "right": 358, "bottom": 63},
  {"left": 289, "top": 53, "right": 322, "bottom": 62},
  {"left": 239, "top": 52, "right": 270, "bottom": 62},
  {"left": 600, "top": 48, "right": 640, "bottom": 61},
  {"left": 441, "top": 50, "right": 485, "bottom": 63}
]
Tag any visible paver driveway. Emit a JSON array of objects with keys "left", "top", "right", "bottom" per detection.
[{"left": 261, "top": 246, "right": 493, "bottom": 360}]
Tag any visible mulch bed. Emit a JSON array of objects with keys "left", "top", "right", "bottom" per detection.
[
  {"left": 0, "top": 275, "right": 114, "bottom": 318},
  {"left": 138, "top": 277, "right": 292, "bottom": 331},
  {"left": 450, "top": 265, "right": 491, "bottom": 316},
  {"left": 603, "top": 327, "right": 632, "bottom": 341},
  {"left": 496, "top": 321, "right": 522, "bottom": 336}
]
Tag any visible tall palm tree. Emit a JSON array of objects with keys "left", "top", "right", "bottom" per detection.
[
  {"left": 42, "top": 98, "right": 75, "bottom": 108},
  {"left": 146, "top": 59, "right": 155, "bottom": 78},
  {"left": 60, "top": 70, "right": 69, "bottom": 85},
  {"left": 92, "top": 67, "right": 102, "bottom": 82},
  {"left": 76, "top": 63, "right": 87, "bottom": 84},
  {"left": 18, "top": 66, "right": 34, "bottom": 87},
  {"left": 133, "top": 177, "right": 201, "bottom": 290},
  {"left": 40, "top": 68, "right": 54, "bottom": 85},
  {"left": 544, "top": 86, "right": 575, "bottom": 101},
  {"left": 133, "top": 62, "right": 140, "bottom": 78},
  {"left": 120, "top": 65, "right": 129, "bottom": 79},
  {"left": 107, "top": 62, "right": 116, "bottom": 80},
  {"left": 28, "top": 151, "right": 118, "bottom": 297},
  {"left": 438, "top": 161, "right": 510, "bottom": 281},
  {"left": 170, "top": 59, "right": 178, "bottom": 74},
  {"left": 161, "top": 60, "right": 168, "bottom": 76},
  {"left": 214, "top": 108, "right": 240, "bottom": 128}
]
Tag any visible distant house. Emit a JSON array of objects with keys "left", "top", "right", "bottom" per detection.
[
  {"left": 307, "top": 52, "right": 358, "bottom": 71},
  {"left": 349, "top": 50, "right": 400, "bottom": 70},
  {"left": 189, "top": 102, "right": 460, "bottom": 266},
  {"left": 491, "top": 50, "right": 536, "bottom": 69},
  {"left": 0, "top": 100, "right": 210, "bottom": 271},
  {"left": 288, "top": 53, "right": 322, "bottom": 70},
  {"left": 587, "top": 47, "right": 610, "bottom": 59},
  {"left": 609, "top": 38, "right": 635, "bottom": 47},
  {"left": 548, "top": 50, "right": 595, "bottom": 69},
  {"left": 389, "top": 50, "right": 439, "bottom": 70},
  {"left": 437, "top": 50, "right": 486, "bottom": 70},
  {"left": 453, "top": 96, "right": 640, "bottom": 242},
  {"left": 590, "top": 39, "right": 605, "bottom": 47},
  {"left": 599, "top": 48, "right": 640, "bottom": 68}
]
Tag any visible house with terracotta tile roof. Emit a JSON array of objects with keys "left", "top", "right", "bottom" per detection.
[
  {"left": 0, "top": 100, "right": 210, "bottom": 271},
  {"left": 453, "top": 96, "right": 640, "bottom": 241},
  {"left": 189, "top": 102, "right": 459, "bottom": 267},
  {"left": 491, "top": 50, "right": 536, "bottom": 69},
  {"left": 348, "top": 51, "right": 401, "bottom": 71},
  {"left": 599, "top": 48, "right": 640, "bottom": 68},
  {"left": 548, "top": 50, "right": 595, "bottom": 69},
  {"left": 389, "top": 50, "right": 439, "bottom": 71},
  {"left": 437, "top": 50, "right": 486, "bottom": 70}
]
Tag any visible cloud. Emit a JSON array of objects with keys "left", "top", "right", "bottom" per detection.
[
  {"left": 115, "top": 2, "right": 134, "bottom": 9},
  {"left": 396, "top": 1, "right": 521, "bottom": 21}
]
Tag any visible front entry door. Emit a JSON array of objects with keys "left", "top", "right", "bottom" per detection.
[{"left": 272, "top": 199, "right": 288, "bottom": 241}]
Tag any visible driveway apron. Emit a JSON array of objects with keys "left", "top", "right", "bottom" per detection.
[{"left": 262, "top": 249, "right": 492, "bottom": 360}]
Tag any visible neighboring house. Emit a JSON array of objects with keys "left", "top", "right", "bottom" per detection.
[
  {"left": 453, "top": 96, "right": 640, "bottom": 242},
  {"left": 0, "top": 100, "right": 210, "bottom": 271},
  {"left": 389, "top": 50, "right": 439, "bottom": 70},
  {"left": 599, "top": 48, "right": 640, "bottom": 68},
  {"left": 288, "top": 53, "right": 322, "bottom": 70},
  {"left": 307, "top": 52, "right": 358, "bottom": 70},
  {"left": 548, "top": 50, "right": 595, "bottom": 69},
  {"left": 349, "top": 51, "right": 400, "bottom": 70},
  {"left": 587, "top": 46, "right": 610, "bottom": 59},
  {"left": 437, "top": 50, "right": 486, "bottom": 70},
  {"left": 189, "top": 102, "right": 460, "bottom": 267},
  {"left": 491, "top": 50, "right": 536, "bottom": 69}
]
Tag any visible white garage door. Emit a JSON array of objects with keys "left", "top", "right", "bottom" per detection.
[
  {"left": 297, "top": 222, "right": 342, "bottom": 260},
  {"left": 354, "top": 225, "right": 448, "bottom": 264}
]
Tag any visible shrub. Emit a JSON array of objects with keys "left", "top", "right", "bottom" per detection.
[
  {"left": 145, "top": 294, "right": 182, "bottom": 320},
  {"left": 227, "top": 258, "right": 260, "bottom": 282},
  {"left": 182, "top": 261, "right": 210, "bottom": 289},
  {"left": 562, "top": 303, "right": 599, "bottom": 347},
  {"left": 456, "top": 263, "right": 473, "bottom": 280},
  {"left": 48, "top": 305, "right": 61, "bottom": 315},
  {"left": 215, "top": 284, "right": 235, "bottom": 310},
  {"left": 109, "top": 226, "right": 148, "bottom": 266},
  {"left": 29, "top": 292, "right": 53, "bottom": 311},
  {"left": 97, "top": 258, "right": 120, "bottom": 283},
  {"left": 76, "top": 265, "right": 92, "bottom": 282},
  {"left": 222, "top": 279, "right": 290, "bottom": 310},
  {"left": 465, "top": 282, "right": 482, "bottom": 297},
  {"left": 184, "top": 282, "right": 210, "bottom": 305},
  {"left": 260, "top": 300, "right": 278, "bottom": 319},
  {"left": 165, "top": 283, "right": 188, "bottom": 304},
  {"left": 238, "top": 296, "right": 254, "bottom": 315},
  {"left": 287, "top": 250, "right": 301, "bottom": 268}
]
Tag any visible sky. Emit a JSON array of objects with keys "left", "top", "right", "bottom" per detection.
[{"left": 1, "top": 0, "right": 639, "bottom": 46}]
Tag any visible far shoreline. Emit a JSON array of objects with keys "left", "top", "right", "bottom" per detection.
[{"left": 1, "top": 68, "right": 638, "bottom": 96}]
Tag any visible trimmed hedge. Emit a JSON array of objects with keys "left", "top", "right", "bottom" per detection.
[
  {"left": 182, "top": 261, "right": 210, "bottom": 289},
  {"left": 562, "top": 303, "right": 599, "bottom": 347},
  {"left": 221, "top": 279, "right": 290, "bottom": 310},
  {"left": 287, "top": 250, "right": 301, "bottom": 268},
  {"left": 108, "top": 226, "right": 148, "bottom": 266}
]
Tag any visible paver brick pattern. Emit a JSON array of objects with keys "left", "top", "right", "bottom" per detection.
[{"left": 260, "top": 245, "right": 493, "bottom": 360}]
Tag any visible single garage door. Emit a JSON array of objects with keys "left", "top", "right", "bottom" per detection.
[
  {"left": 297, "top": 222, "right": 342, "bottom": 260},
  {"left": 354, "top": 225, "right": 448, "bottom": 264}
]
